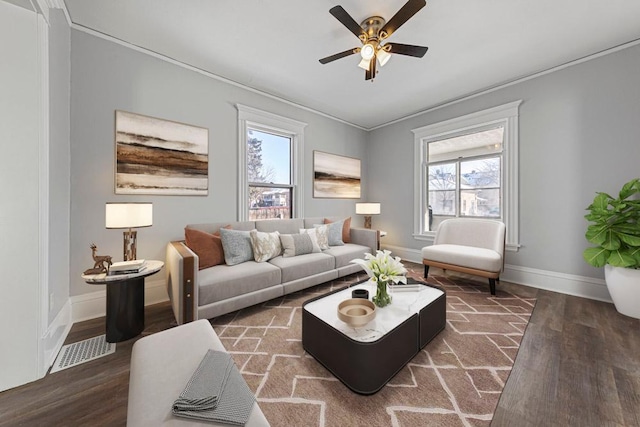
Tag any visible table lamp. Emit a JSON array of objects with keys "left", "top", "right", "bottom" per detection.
[
  {"left": 106, "top": 202, "right": 153, "bottom": 261},
  {"left": 355, "top": 202, "right": 381, "bottom": 229}
]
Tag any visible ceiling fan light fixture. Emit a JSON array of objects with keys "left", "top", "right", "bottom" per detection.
[
  {"left": 320, "top": 1, "right": 429, "bottom": 81},
  {"left": 360, "top": 43, "right": 375, "bottom": 60},
  {"left": 376, "top": 48, "right": 391, "bottom": 66},
  {"left": 357, "top": 57, "right": 371, "bottom": 70}
]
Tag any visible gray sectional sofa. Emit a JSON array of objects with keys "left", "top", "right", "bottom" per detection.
[{"left": 166, "top": 217, "right": 378, "bottom": 324}]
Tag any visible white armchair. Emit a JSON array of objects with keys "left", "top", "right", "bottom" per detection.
[{"left": 421, "top": 218, "right": 506, "bottom": 295}]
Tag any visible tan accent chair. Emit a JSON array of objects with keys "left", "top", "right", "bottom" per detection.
[{"left": 422, "top": 218, "right": 506, "bottom": 295}]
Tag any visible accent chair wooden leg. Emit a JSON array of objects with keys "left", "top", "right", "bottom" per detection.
[
  {"left": 489, "top": 278, "right": 496, "bottom": 295},
  {"left": 424, "top": 264, "right": 430, "bottom": 279}
]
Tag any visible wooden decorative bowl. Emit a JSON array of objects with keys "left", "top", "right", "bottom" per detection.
[{"left": 337, "top": 298, "right": 376, "bottom": 327}]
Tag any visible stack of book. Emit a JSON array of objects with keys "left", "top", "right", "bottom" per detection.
[{"left": 108, "top": 259, "right": 147, "bottom": 275}]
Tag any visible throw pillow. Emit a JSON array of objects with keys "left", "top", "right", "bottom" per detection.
[
  {"left": 184, "top": 228, "right": 225, "bottom": 270},
  {"left": 324, "top": 217, "right": 351, "bottom": 243},
  {"left": 319, "top": 220, "right": 345, "bottom": 246},
  {"left": 280, "top": 233, "right": 314, "bottom": 257},
  {"left": 249, "top": 230, "right": 282, "bottom": 262},
  {"left": 219, "top": 228, "right": 254, "bottom": 266},
  {"left": 299, "top": 228, "right": 323, "bottom": 253},
  {"left": 301, "top": 226, "right": 329, "bottom": 250}
]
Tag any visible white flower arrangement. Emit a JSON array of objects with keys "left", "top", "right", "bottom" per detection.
[{"left": 351, "top": 250, "right": 408, "bottom": 285}]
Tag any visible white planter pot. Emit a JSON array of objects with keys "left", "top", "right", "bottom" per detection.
[{"left": 604, "top": 264, "right": 640, "bottom": 319}]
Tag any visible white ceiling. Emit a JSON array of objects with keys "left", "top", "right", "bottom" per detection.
[{"left": 63, "top": 0, "right": 640, "bottom": 129}]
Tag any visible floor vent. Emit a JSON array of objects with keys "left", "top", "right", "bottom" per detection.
[{"left": 50, "top": 335, "right": 116, "bottom": 373}]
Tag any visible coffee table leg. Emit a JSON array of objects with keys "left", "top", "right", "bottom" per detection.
[{"left": 105, "top": 277, "right": 145, "bottom": 343}]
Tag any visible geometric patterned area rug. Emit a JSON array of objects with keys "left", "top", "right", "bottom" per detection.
[{"left": 211, "top": 271, "right": 536, "bottom": 427}]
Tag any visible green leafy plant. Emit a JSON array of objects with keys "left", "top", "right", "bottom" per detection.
[{"left": 583, "top": 178, "right": 640, "bottom": 268}]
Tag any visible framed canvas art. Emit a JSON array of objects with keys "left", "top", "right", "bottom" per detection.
[
  {"left": 313, "top": 151, "right": 361, "bottom": 198},
  {"left": 115, "top": 110, "right": 209, "bottom": 195}
]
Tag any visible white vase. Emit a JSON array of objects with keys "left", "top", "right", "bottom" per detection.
[{"left": 604, "top": 264, "right": 640, "bottom": 319}]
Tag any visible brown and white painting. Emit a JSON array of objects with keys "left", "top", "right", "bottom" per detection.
[
  {"left": 313, "top": 151, "right": 361, "bottom": 198},
  {"left": 115, "top": 111, "right": 208, "bottom": 195}
]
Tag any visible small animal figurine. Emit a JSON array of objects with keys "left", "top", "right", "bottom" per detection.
[{"left": 84, "top": 243, "right": 113, "bottom": 275}]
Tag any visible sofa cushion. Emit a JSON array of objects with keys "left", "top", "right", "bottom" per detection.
[
  {"left": 320, "top": 220, "right": 344, "bottom": 246},
  {"left": 421, "top": 244, "right": 502, "bottom": 272},
  {"left": 323, "top": 243, "right": 372, "bottom": 269},
  {"left": 219, "top": 228, "right": 254, "bottom": 266},
  {"left": 300, "top": 227, "right": 329, "bottom": 251},
  {"left": 303, "top": 217, "right": 325, "bottom": 228},
  {"left": 249, "top": 230, "right": 282, "bottom": 262},
  {"left": 325, "top": 217, "right": 351, "bottom": 243},
  {"left": 187, "top": 221, "right": 255, "bottom": 234},
  {"left": 197, "top": 262, "right": 281, "bottom": 305},
  {"left": 184, "top": 228, "right": 225, "bottom": 270},
  {"left": 269, "top": 253, "right": 335, "bottom": 283},
  {"left": 255, "top": 218, "right": 304, "bottom": 234},
  {"left": 280, "top": 233, "right": 317, "bottom": 257}
]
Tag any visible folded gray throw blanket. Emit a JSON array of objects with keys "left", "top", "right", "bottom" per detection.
[{"left": 172, "top": 350, "right": 256, "bottom": 425}]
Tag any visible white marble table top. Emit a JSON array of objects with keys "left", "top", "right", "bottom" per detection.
[
  {"left": 82, "top": 260, "right": 164, "bottom": 284},
  {"left": 304, "top": 280, "right": 444, "bottom": 343}
]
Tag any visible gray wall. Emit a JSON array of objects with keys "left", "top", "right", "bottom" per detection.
[
  {"left": 49, "top": 9, "right": 71, "bottom": 323},
  {"left": 70, "top": 30, "right": 368, "bottom": 296},
  {"left": 368, "top": 43, "right": 640, "bottom": 280},
  {"left": 69, "top": 24, "right": 640, "bottom": 298}
]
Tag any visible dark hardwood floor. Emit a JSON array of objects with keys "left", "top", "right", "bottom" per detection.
[
  {"left": 0, "top": 303, "right": 177, "bottom": 427},
  {"left": 1, "top": 265, "right": 638, "bottom": 426},
  {"left": 492, "top": 281, "right": 640, "bottom": 427}
]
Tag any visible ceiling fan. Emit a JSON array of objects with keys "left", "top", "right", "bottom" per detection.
[{"left": 319, "top": 0, "right": 429, "bottom": 81}]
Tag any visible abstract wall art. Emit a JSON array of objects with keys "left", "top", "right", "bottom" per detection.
[
  {"left": 313, "top": 151, "right": 361, "bottom": 198},
  {"left": 115, "top": 110, "right": 209, "bottom": 195}
]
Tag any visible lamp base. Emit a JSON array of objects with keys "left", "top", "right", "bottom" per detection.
[
  {"left": 364, "top": 215, "right": 372, "bottom": 229},
  {"left": 123, "top": 229, "right": 138, "bottom": 261}
]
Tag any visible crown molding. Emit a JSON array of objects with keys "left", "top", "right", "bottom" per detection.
[
  {"left": 68, "top": 22, "right": 368, "bottom": 131},
  {"left": 61, "top": 7, "right": 640, "bottom": 132},
  {"left": 370, "top": 37, "right": 640, "bottom": 130}
]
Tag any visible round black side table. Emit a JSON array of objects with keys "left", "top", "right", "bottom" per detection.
[{"left": 82, "top": 260, "right": 163, "bottom": 343}]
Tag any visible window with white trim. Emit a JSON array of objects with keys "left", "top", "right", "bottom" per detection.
[
  {"left": 413, "top": 101, "right": 521, "bottom": 250},
  {"left": 237, "top": 105, "right": 306, "bottom": 221}
]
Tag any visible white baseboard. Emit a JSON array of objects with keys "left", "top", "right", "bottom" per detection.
[
  {"left": 381, "top": 243, "right": 612, "bottom": 303},
  {"left": 501, "top": 264, "right": 611, "bottom": 303},
  {"left": 42, "top": 299, "right": 72, "bottom": 374},
  {"left": 71, "top": 277, "right": 169, "bottom": 323}
]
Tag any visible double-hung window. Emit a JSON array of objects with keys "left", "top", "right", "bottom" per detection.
[
  {"left": 413, "top": 101, "right": 521, "bottom": 250},
  {"left": 247, "top": 129, "right": 292, "bottom": 220},
  {"left": 237, "top": 105, "right": 306, "bottom": 221}
]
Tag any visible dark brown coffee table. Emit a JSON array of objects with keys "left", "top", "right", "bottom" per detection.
[{"left": 302, "top": 278, "right": 446, "bottom": 395}]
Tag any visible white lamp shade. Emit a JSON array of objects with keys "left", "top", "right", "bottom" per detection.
[
  {"left": 105, "top": 203, "right": 153, "bottom": 229},
  {"left": 355, "top": 203, "right": 381, "bottom": 215},
  {"left": 377, "top": 48, "right": 391, "bottom": 67},
  {"left": 357, "top": 57, "right": 371, "bottom": 70}
]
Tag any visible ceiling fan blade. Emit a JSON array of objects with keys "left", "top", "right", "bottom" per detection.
[
  {"left": 319, "top": 48, "right": 358, "bottom": 64},
  {"left": 386, "top": 43, "right": 429, "bottom": 57},
  {"left": 329, "top": 6, "right": 367, "bottom": 40},
  {"left": 365, "top": 57, "right": 375, "bottom": 80},
  {"left": 379, "top": 0, "right": 426, "bottom": 40}
]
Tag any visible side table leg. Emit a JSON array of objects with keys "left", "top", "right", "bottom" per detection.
[{"left": 105, "top": 277, "right": 145, "bottom": 343}]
